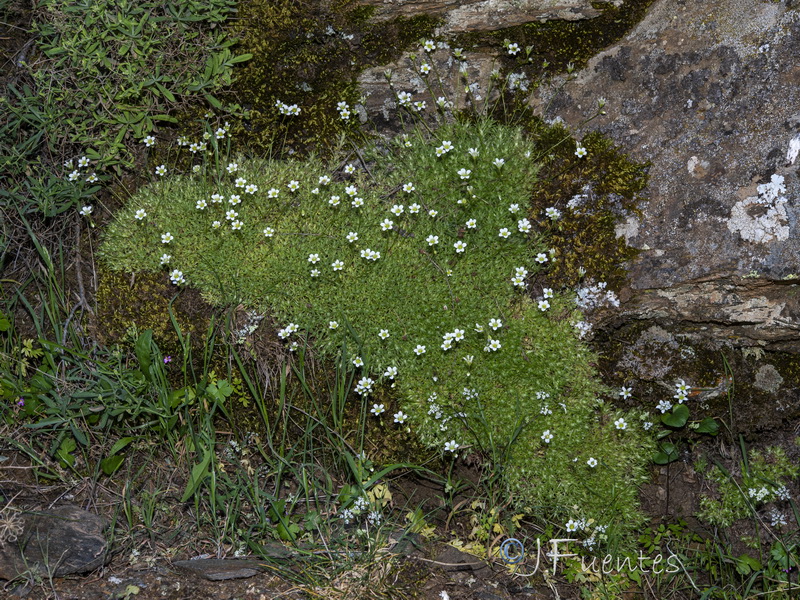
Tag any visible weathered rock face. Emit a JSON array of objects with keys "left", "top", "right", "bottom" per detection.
[
  {"left": 533, "top": 0, "right": 800, "bottom": 349},
  {"left": 358, "top": 0, "right": 601, "bottom": 33}
]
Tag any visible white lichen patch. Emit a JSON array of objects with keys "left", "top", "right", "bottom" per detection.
[{"left": 727, "top": 174, "right": 789, "bottom": 244}]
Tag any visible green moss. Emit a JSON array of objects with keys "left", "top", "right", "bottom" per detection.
[
  {"left": 522, "top": 117, "right": 648, "bottom": 290},
  {"left": 94, "top": 269, "right": 212, "bottom": 356},
  {"left": 224, "top": 0, "right": 441, "bottom": 157}
]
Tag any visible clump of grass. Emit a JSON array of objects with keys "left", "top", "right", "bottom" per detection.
[{"left": 102, "top": 111, "right": 652, "bottom": 539}]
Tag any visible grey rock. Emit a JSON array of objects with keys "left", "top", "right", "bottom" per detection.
[
  {"left": 173, "top": 558, "right": 268, "bottom": 581},
  {"left": 0, "top": 505, "right": 108, "bottom": 580},
  {"left": 357, "top": 0, "right": 600, "bottom": 33},
  {"left": 531, "top": 0, "right": 800, "bottom": 347}
]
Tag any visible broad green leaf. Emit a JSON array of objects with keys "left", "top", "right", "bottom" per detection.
[{"left": 661, "top": 404, "right": 689, "bottom": 428}]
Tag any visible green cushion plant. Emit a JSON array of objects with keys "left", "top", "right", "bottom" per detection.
[{"left": 102, "top": 116, "right": 653, "bottom": 541}]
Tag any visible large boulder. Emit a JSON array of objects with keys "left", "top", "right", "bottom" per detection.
[{"left": 533, "top": 0, "right": 800, "bottom": 350}]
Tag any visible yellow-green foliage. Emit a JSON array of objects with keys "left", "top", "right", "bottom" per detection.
[
  {"left": 95, "top": 270, "right": 211, "bottom": 355},
  {"left": 228, "top": 0, "right": 440, "bottom": 156},
  {"left": 699, "top": 447, "right": 798, "bottom": 528},
  {"left": 102, "top": 117, "right": 652, "bottom": 539},
  {"left": 523, "top": 118, "right": 647, "bottom": 289}
]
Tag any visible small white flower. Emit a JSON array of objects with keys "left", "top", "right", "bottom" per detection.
[
  {"left": 493, "top": 158, "right": 505, "bottom": 168},
  {"left": 538, "top": 300, "right": 550, "bottom": 311},
  {"left": 378, "top": 329, "right": 390, "bottom": 340},
  {"left": 351, "top": 197, "right": 364, "bottom": 208},
  {"left": 380, "top": 218, "right": 394, "bottom": 231},
  {"left": 413, "top": 345, "right": 426, "bottom": 356},
  {"left": 308, "top": 253, "right": 320, "bottom": 264},
  {"left": 211, "top": 193, "right": 224, "bottom": 203},
  {"left": 614, "top": 418, "right": 627, "bottom": 430},
  {"left": 332, "top": 259, "right": 344, "bottom": 271},
  {"left": 68, "top": 170, "right": 80, "bottom": 181},
  {"left": 329, "top": 195, "right": 341, "bottom": 206},
  {"left": 319, "top": 175, "right": 331, "bottom": 186},
  {"left": 542, "top": 287, "right": 553, "bottom": 298},
  {"left": 575, "top": 145, "right": 587, "bottom": 158},
  {"left": 225, "top": 209, "right": 238, "bottom": 220},
  {"left": 587, "top": 457, "right": 598, "bottom": 468},
  {"left": 143, "top": 135, "right": 155, "bottom": 147},
  {"left": 352, "top": 356, "right": 364, "bottom": 367},
  {"left": 474, "top": 323, "right": 484, "bottom": 333},
  {"left": 169, "top": 269, "right": 185, "bottom": 285},
  {"left": 160, "top": 253, "right": 171, "bottom": 265},
  {"left": 79, "top": 205, "right": 93, "bottom": 216},
  {"left": 489, "top": 318, "right": 502, "bottom": 330},
  {"left": 408, "top": 203, "right": 420, "bottom": 214},
  {"left": 507, "top": 42, "right": 520, "bottom": 55},
  {"left": 457, "top": 168, "right": 471, "bottom": 180},
  {"left": 212, "top": 220, "right": 221, "bottom": 229},
  {"left": 346, "top": 232, "right": 359, "bottom": 243},
  {"left": 485, "top": 339, "right": 501, "bottom": 352},
  {"left": 263, "top": 227, "right": 275, "bottom": 237},
  {"left": 77, "top": 156, "right": 89, "bottom": 168},
  {"left": 390, "top": 204, "right": 404, "bottom": 216},
  {"left": 384, "top": 366, "right": 397, "bottom": 378},
  {"left": 444, "top": 440, "right": 459, "bottom": 453},
  {"left": 344, "top": 164, "right": 355, "bottom": 174},
  {"left": 508, "top": 203, "right": 520, "bottom": 214},
  {"left": 155, "top": 165, "right": 167, "bottom": 176},
  {"left": 371, "top": 403, "right": 385, "bottom": 416},
  {"left": 161, "top": 232, "right": 174, "bottom": 243},
  {"left": 535, "top": 253, "right": 549, "bottom": 264},
  {"left": 403, "top": 182, "right": 415, "bottom": 193},
  {"left": 453, "top": 241, "right": 466, "bottom": 253},
  {"left": 226, "top": 162, "right": 239, "bottom": 174},
  {"left": 345, "top": 185, "right": 357, "bottom": 197},
  {"left": 517, "top": 218, "right": 532, "bottom": 233},
  {"left": 466, "top": 218, "right": 477, "bottom": 228},
  {"left": 287, "top": 180, "right": 300, "bottom": 192},
  {"left": 420, "top": 63, "right": 431, "bottom": 74},
  {"left": 245, "top": 184, "right": 258, "bottom": 194},
  {"left": 498, "top": 228, "right": 511, "bottom": 238},
  {"left": 619, "top": 386, "right": 632, "bottom": 399},
  {"left": 267, "top": 188, "right": 279, "bottom": 198},
  {"left": 423, "top": 39, "right": 436, "bottom": 52},
  {"left": 545, "top": 207, "right": 561, "bottom": 220},
  {"left": 427, "top": 235, "right": 439, "bottom": 246},
  {"left": 231, "top": 220, "right": 243, "bottom": 231},
  {"left": 329, "top": 321, "right": 339, "bottom": 330},
  {"left": 657, "top": 400, "right": 673, "bottom": 413},
  {"left": 468, "top": 147, "right": 479, "bottom": 158},
  {"left": 235, "top": 178, "right": 247, "bottom": 188},
  {"left": 229, "top": 194, "right": 241, "bottom": 205},
  {"left": 394, "top": 411, "right": 408, "bottom": 424},
  {"left": 541, "top": 430, "right": 554, "bottom": 443}
]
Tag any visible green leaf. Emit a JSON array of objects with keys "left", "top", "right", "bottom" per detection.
[
  {"left": 135, "top": 329, "right": 153, "bottom": 382},
  {"left": 652, "top": 442, "right": 679, "bottom": 465},
  {"left": 0, "top": 311, "right": 10, "bottom": 332},
  {"left": 181, "top": 444, "right": 212, "bottom": 502},
  {"left": 205, "top": 93, "right": 222, "bottom": 109},
  {"left": 661, "top": 404, "right": 689, "bottom": 428},
  {"left": 229, "top": 53, "right": 253, "bottom": 64},
  {"left": 100, "top": 454, "right": 125, "bottom": 476},
  {"left": 695, "top": 417, "right": 719, "bottom": 435}
]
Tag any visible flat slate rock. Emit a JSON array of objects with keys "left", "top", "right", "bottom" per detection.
[
  {"left": 173, "top": 558, "right": 269, "bottom": 581},
  {"left": 0, "top": 504, "right": 108, "bottom": 580}
]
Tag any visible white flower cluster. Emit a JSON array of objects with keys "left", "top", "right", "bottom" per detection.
[
  {"left": 275, "top": 100, "right": 301, "bottom": 116},
  {"left": 575, "top": 281, "right": 619, "bottom": 311}
]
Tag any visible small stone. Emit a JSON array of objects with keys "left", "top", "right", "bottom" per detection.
[{"left": 0, "top": 505, "right": 109, "bottom": 580}]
